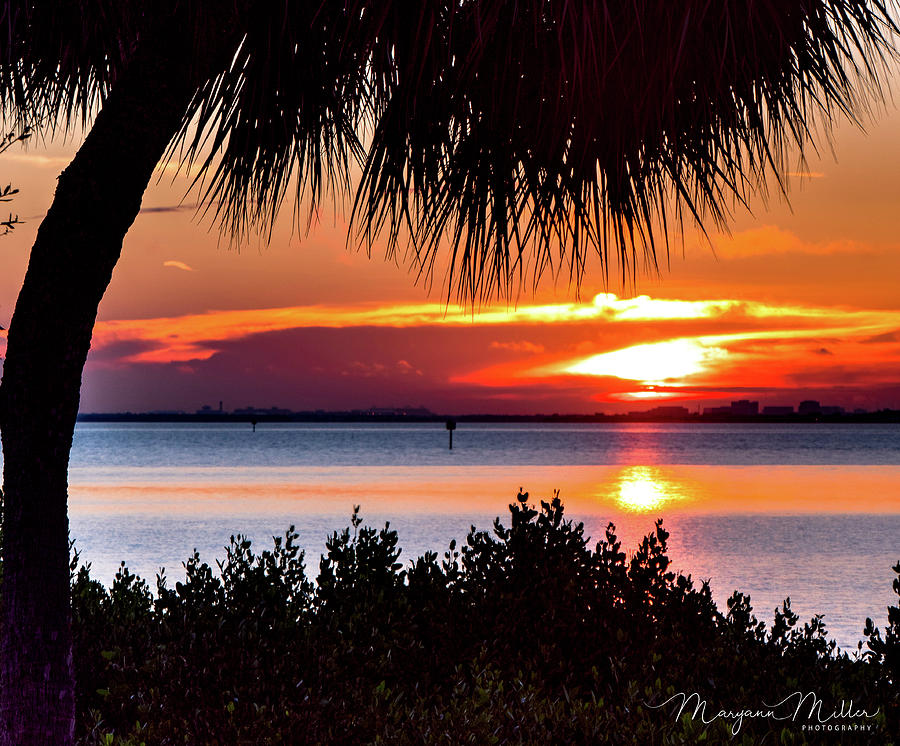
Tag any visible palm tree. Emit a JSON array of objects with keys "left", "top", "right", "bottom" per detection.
[{"left": 0, "top": 1, "right": 895, "bottom": 742}]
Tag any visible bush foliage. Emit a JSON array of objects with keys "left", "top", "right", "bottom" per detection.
[{"left": 62, "top": 492, "right": 899, "bottom": 744}]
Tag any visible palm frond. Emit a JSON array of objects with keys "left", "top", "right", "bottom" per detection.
[
  {"left": 0, "top": 0, "right": 145, "bottom": 129},
  {"left": 348, "top": 0, "right": 897, "bottom": 302},
  {"left": 169, "top": 1, "right": 374, "bottom": 241},
  {"left": 4, "top": 1, "right": 896, "bottom": 302}
]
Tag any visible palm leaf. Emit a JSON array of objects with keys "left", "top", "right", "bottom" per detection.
[
  {"left": 4, "top": 1, "right": 896, "bottom": 301},
  {"left": 350, "top": 1, "right": 897, "bottom": 301},
  {"left": 0, "top": 0, "right": 143, "bottom": 129}
]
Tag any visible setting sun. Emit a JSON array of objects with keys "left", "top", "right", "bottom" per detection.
[{"left": 564, "top": 339, "right": 728, "bottom": 384}]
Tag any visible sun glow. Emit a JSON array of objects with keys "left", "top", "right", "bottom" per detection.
[
  {"left": 565, "top": 338, "right": 727, "bottom": 383},
  {"left": 614, "top": 390, "right": 681, "bottom": 401},
  {"left": 615, "top": 467, "right": 685, "bottom": 513}
]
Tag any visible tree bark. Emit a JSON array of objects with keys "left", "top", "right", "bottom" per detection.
[{"left": 0, "top": 39, "right": 196, "bottom": 744}]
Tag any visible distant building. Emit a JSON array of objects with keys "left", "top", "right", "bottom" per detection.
[
  {"left": 365, "top": 406, "right": 434, "bottom": 417},
  {"left": 400, "top": 406, "right": 434, "bottom": 417},
  {"left": 762, "top": 405, "right": 794, "bottom": 415},
  {"left": 703, "top": 400, "right": 759, "bottom": 416},
  {"left": 730, "top": 400, "right": 759, "bottom": 416},
  {"left": 797, "top": 400, "right": 843, "bottom": 416},
  {"left": 233, "top": 406, "right": 293, "bottom": 415},
  {"left": 195, "top": 403, "right": 225, "bottom": 415},
  {"left": 798, "top": 400, "right": 821, "bottom": 415},
  {"left": 645, "top": 406, "right": 690, "bottom": 418},
  {"left": 703, "top": 405, "right": 733, "bottom": 415}
]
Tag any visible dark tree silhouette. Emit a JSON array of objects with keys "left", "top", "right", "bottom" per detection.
[{"left": 0, "top": 1, "right": 896, "bottom": 742}]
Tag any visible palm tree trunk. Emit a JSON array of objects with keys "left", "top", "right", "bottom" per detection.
[{"left": 0, "top": 44, "right": 195, "bottom": 744}]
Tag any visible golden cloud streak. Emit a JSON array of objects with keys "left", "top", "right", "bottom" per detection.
[
  {"left": 79, "top": 293, "right": 900, "bottom": 365},
  {"left": 559, "top": 321, "right": 900, "bottom": 384},
  {"left": 162, "top": 260, "right": 195, "bottom": 272},
  {"left": 712, "top": 225, "right": 861, "bottom": 258}
]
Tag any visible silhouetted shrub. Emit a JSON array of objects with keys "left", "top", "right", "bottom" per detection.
[{"left": 65, "top": 492, "right": 899, "bottom": 744}]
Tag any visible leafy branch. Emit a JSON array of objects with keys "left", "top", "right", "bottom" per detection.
[{"left": 1, "top": 127, "right": 32, "bottom": 234}]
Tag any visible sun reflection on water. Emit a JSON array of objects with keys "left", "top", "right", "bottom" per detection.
[{"left": 615, "top": 466, "right": 685, "bottom": 513}]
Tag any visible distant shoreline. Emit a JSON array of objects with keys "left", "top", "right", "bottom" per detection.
[{"left": 77, "top": 411, "right": 900, "bottom": 424}]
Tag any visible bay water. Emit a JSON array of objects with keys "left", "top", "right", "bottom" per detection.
[{"left": 9, "top": 421, "right": 900, "bottom": 651}]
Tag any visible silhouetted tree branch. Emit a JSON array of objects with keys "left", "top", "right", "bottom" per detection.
[{"left": 0, "top": 128, "right": 30, "bottom": 234}]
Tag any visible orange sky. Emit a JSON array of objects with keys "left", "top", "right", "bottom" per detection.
[{"left": 2, "top": 90, "right": 900, "bottom": 414}]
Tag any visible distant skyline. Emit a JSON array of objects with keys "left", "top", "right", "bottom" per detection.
[
  {"left": 3, "top": 83, "right": 900, "bottom": 414},
  {"left": 82, "top": 395, "right": 895, "bottom": 419}
]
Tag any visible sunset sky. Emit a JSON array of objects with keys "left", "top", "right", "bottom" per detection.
[{"left": 3, "top": 90, "right": 900, "bottom": 414}]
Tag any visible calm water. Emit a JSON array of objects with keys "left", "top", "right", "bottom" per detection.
[
  {"left": 66, "top": 421, "right": 900, "bottom": 468},
  {"left": 6, "top": 422, "right": 900, "bottom": 651}
]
